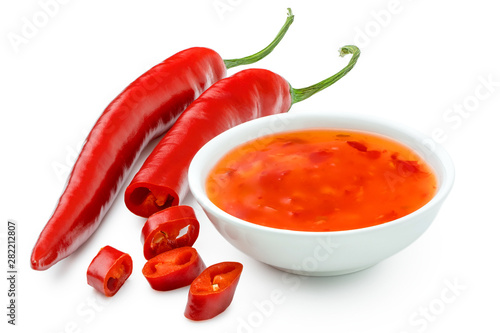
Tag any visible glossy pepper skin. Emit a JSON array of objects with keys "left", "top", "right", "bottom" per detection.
[
  {"left": 141, "top": 205, "right": 200, "bottom": 260},
  {"left": 30, "top": 8, "right": 295, "bottom": 270},
  {"left": 125, "top": 44, "right": 360, "bottom": 217},
  {"left": 30, "top": 48, "right": 225, "bottom": 271},
  {"left": 87, "top": 246, "right": 133, "bottom": 297},
  {"left": 142, "top": 247, "right": 206, "bottom": 291},
  {"left": 184, "top": 262, "right": 243, "bottom": 321},
  {"left": 125, "top": 69, "right": 293, "bottom": 217}
]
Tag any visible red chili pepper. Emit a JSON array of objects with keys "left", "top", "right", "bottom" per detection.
[
  {"left": 86, "top": 246, "right": 133, "bottom": 297},
  {"left": 184, "top": 261, "right": 243, "bottom": 321},
  {"left": 125, "top": 46, "right": 361, "bottom": 217},
  {"left": 347, "top": 140, "right": 368, "bottom": 152},
  {"left": 30, "top": 9, "right": 294, "bottom": 271},
  {"left": 142, "top": 247, "right": 206, "bottom": 291},
  {"left": 141, "top": 205, "right": 200, "bottom": 260}
]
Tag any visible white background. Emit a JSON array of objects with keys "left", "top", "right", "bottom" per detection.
[{"left": 1, "top": 0, "right": 499, "bottom": 332}]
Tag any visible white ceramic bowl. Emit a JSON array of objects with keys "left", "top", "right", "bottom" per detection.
[{"left": 188, "top": 112, "right": 454, "bottom": 276}]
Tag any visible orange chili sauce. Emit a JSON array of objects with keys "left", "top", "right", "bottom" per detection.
[{"left": 206, "top": 129, "right": 437, "bottom": 232}]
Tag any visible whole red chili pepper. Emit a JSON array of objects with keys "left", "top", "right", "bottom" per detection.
[
  {"left": 184, "top": 261, "right": 243, "bottom": 321},
  {"left": 142, "top": 247, "right": 206, "bottom": 291},
  {"left": 125, "top": 45, "right": 360, "bottom": 217},
  {"left": 86, "top": 246, "right": 133, "bottom": 297},
  {"left": 141, "top": 205, "right": 200, "bottom": 260},
  {"left": 30, "top": 9, "right": 294, "bottom": 271}
]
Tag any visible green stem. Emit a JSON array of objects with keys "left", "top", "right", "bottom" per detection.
[
  {"left": 290, "top": 45, "right": 361, "bottom": 104},
  {"left": 223, "top": 8, "right": 294, "bottom": 69}
]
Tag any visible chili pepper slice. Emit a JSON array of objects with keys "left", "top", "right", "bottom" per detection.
[
  {"left": 142, "top": 247, "right": 206, "bottom": 291},
  {"left": 30, "top": 9, "right": 294, "bottom": 270},
  {"left": 184, "top": 261, "right": 243, "bottom": 321},
  {"left": 86, "top": 246, "right": 133, "bottom": 297},
  {"left": 125, "top": 46, "right": 361, "bottom": 217},
  {"left": 141, "top": 205, "right": 200, "bottom": 260}
]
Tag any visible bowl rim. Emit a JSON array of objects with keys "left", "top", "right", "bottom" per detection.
[{"left": 188, "top": 111, "right": 455, "bottom": 237}]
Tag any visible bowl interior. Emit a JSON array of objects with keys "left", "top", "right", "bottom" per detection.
[{"left": 189, "top": 111, "right": 454, "bottom": 222}]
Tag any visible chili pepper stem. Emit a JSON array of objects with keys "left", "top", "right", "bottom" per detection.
[
  {"left": 290, "top": 45, "right": 361, "bottom": 104},
  {"left": 223, "top": 8, "right": 294, "bottom": 69}
]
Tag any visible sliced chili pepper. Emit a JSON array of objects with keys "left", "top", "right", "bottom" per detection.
[
  {"left": 347, "top": 140, "right": 368, "bottom": 152},
  {"left": 347, "top": 141, "right": 382, "bottom": 159},
  {"left": 125, "top": 46, "right": 361, "bottom": 217},
  {"left": 141, "top": 205, "right": 200, "bottom": 260},
  {"left": 30, "top": 9, "right": 294, "bottom": 271},
  {"left": 86, "top": 246, "right": 133, "bottom": 297},
  {"left": 184, "top": 262, "right": 243, "bottom": 321},
  {"left": 142, "top": 247, "right": 206, "bottom": 291},
  {"left": 395, "top": 159, "right": 422, "bottom": 175}
]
